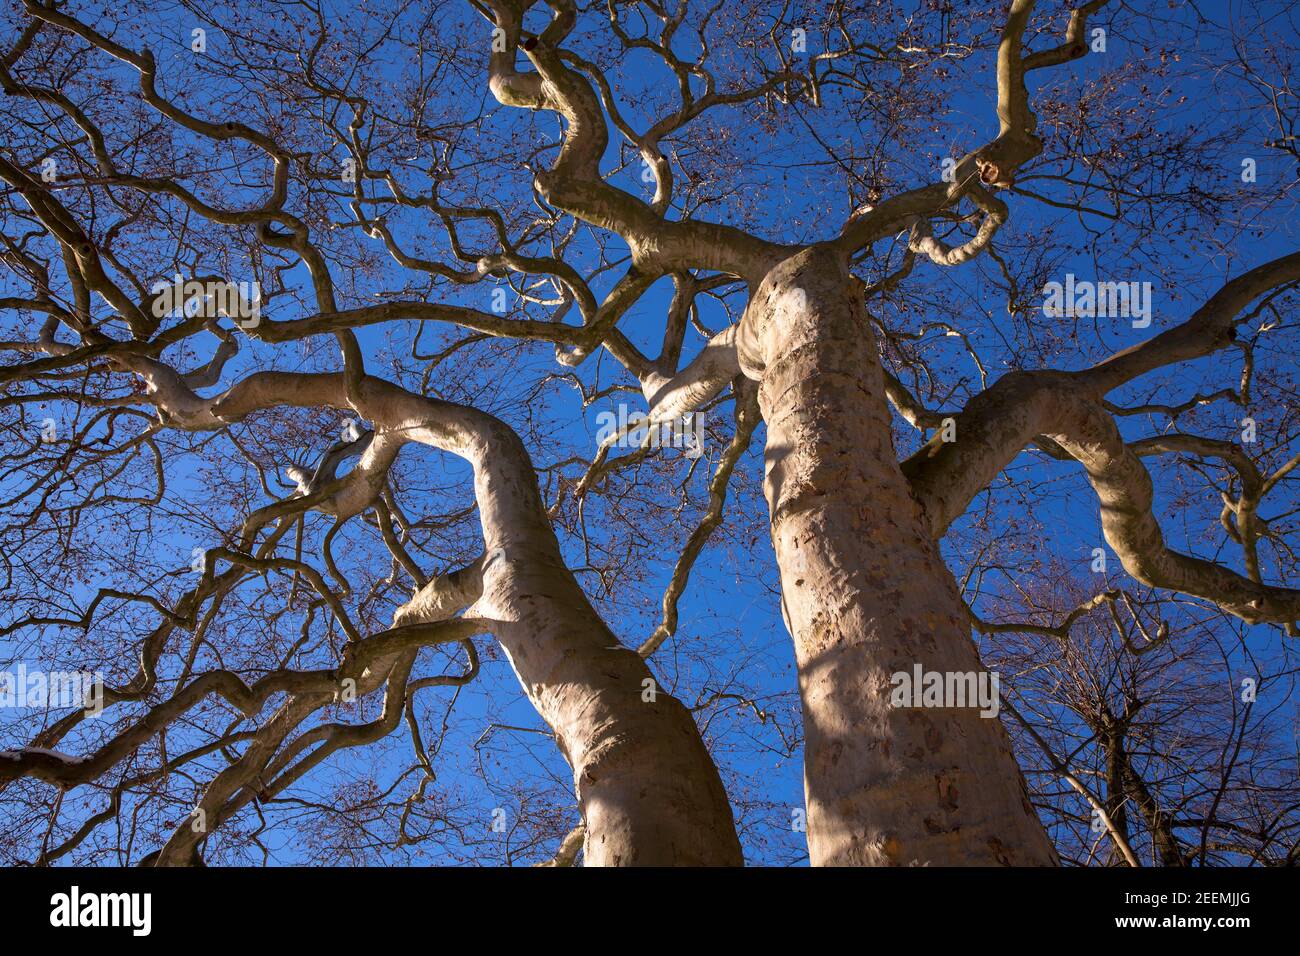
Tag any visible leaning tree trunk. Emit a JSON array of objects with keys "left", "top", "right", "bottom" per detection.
[
  {"left": 737, "top": 245, "right": 1058, "bottom": 866},
  {"left": 477, "top": 549, "right": 744, "bottom": 866},
  {"left": 381, "top": 388, "right": 742, "bottom": 866}
]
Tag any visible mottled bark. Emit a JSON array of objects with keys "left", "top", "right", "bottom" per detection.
[
  {"left": 470, "top": 550, "right": 744, "bottom": 866},
  {"left": 403, "top": 553, "right": 743, "bottom": 866},
  {"left": 8, "top": 363, "right": 744, "bottom": 867},
  {"left": 376, "top": 385, "right": 742, "bottom": 866},
  {"left": 739, "top": 245, "right": 1057, "bottom": 866}
]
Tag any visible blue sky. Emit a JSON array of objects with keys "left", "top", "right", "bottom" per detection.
[{"left": 2, "top": 0, "right": 1298, "bottom": 865}]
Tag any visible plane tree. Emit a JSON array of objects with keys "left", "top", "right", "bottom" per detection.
[{"left": 1, "top": 0, "right": 1297, "bottom": 866}]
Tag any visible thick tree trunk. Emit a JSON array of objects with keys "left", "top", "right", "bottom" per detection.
[
  {"left": 738, "top": 245, "right": 1057, "bottom": 866},
  {"left": 388, "top": 401, "right": 742, "bottom": 866},
  {"left": 476, "top": 545, "right": 745, "bottom": 866}
]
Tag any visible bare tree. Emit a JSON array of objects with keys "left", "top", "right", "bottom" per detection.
[
  {"left": 1, "top": 0, "right": 1296, "bottom": 866},
  {"left": 979, "top": 574, "right": 1300, "bottom": 866}
]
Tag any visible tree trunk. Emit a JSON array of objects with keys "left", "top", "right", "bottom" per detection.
[
  {"left": 478, "top": 545, "right": 745, "bottom": 866},
  {"left": 389, "top": 401, "right": 742, "bottom": 866},
  {"left": 738, "top": 244, "right": 1057, "bottom": 866}
]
